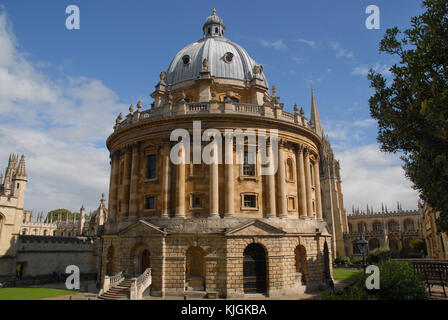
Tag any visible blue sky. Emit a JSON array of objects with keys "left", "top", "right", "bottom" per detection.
[{"left": 0, "top": 0, "right": 425, "bottom": 216}]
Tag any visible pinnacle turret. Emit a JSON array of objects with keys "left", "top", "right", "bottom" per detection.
[
  {"left": 16, "top": 155, "right": 26, "bottom": 178},
  {"left": 310, "top": 88, "right": 323, "bottom": 138}
]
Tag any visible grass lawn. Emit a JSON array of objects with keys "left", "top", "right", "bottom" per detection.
[
  {"left": 0, "top": 287, "right": 79, "bottom": 300},
  {"left": 333, "top": 268, "right": 363, "bottom": 281}
]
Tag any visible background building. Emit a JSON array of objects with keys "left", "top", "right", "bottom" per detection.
[
  {"left": 420, "top": 202, "right": 448, "bottom": 260},
  {"left": 344, "top": 203, "right": 424, "bottom": 257},
  {"left": 0, "top": 154, "right": 104, "bottom": 284}
]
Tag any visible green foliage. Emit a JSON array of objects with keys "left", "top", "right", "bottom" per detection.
[
  {"left": 332, "top": 268, "right": 363, "bottom": 281},
  {"left": 323, "top": 285, "right": 377, "bottom": 300},
  {"left": 334, "top": 255, "right": 351, "bottom": 265},
  {"left": 367, "top": 247, "right": 392, "bottom": 264},
  {"left": 368, "top": 0, "right": 448, "bottom": 232},
  {"left": 372, "top": 261, "right": 427, "bottom": 300},
  {"left": 0, "top": 287, "right": 79, "bottom": 300},
  {"left": 47, "top": 209, "right": 81, "bottom": 221},
  {"left": 324, "top": 261, "right": 427, "bottom": 300}
]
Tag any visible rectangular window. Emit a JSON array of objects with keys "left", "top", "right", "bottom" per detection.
[
  {"left": 243, "top": 194, "right": 257, "bottom": 208},
  {"left": 147, "top": 155, "right": 157, "bottom": 179},
  {"left": 243, "top": 151, "right": 255, "bottom": 176},
  {"left": 288, "top": 197, "right": 295, "bottom": 211},
  {"left": 145, "top": 196, "right": 155, "bottom": 210},
  {"left": 193, "top": 196, "right": 201, "bottom": 208}
]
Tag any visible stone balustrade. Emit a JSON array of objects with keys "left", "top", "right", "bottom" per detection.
[
  {"left": 130, "top": 268, "right": 152, "bottom": 300},
  {"left": 114, "top": 101, "right": 312, "bottom": 132}
]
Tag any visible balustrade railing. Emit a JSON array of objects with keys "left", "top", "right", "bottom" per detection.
[
  {"left": 130, "top": 268, "right": 152, "bottom": 300},
  {"left": 114, "top": 101, "right": 312, "bottom": 132}
]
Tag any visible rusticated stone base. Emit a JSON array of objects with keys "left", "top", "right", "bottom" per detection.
[{"left": 100, "top": 217, "right": 333, "bottom": 298}]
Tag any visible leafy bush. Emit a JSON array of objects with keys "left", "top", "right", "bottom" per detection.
[
  {"left": 334, "top": 255, "right": 351, "bottom": 265},
  {"left": 324, "top": 261, "right": 427, "bottom": 300},
  {"left": 367, "top": 247, "right": 392, "bottom": 264},
  {"left": 372, "top": 261, "right": 427, "bottom": 300}
]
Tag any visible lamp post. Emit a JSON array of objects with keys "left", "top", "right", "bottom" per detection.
[{"left": 356, "top": 234, "right": 368, "bottom": 272}]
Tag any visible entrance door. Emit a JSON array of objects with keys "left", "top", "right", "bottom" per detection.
[
  {"left": 141, "top": 250, "right": 151, "bottom": 273},
  {"left": 243, "top": 244, "right": 267, "bottom": 293},
  {"left": 186, "top": 247, "right": 205, "bottom": 291}
]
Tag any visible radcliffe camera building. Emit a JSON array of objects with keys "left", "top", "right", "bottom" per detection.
[{"left": 100, "top": 10, "right": 347, "bottom": 298}]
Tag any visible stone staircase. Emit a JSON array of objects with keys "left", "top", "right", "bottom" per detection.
[{"left": 97, "top": 278, "right": 134, "bottom": 300}]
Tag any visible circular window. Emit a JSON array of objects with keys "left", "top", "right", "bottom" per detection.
[
  {"left": 182, "top": 55, "right": 190, "bottom": 65},
  {"left": 224, "top": 52, "right": 233, "bottom": 63}
]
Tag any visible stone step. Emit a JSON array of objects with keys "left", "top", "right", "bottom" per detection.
[
  {"left": 184, "top": 291, "right": 207, "bottom": 299},
  {"left": 100, "top": 293, "right": 129, "bottom": 299}
]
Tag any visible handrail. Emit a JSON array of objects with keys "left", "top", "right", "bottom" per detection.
[{"left": 130, "top": 268, "right": 152, "bottom": 300}]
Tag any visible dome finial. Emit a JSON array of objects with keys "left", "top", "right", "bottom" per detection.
[{"left": 212, "top": 8, "right": 216, "bottom": 15}]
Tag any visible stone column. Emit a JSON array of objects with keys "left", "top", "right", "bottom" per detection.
[
  {"left": 277, "top": 142, "right": 288, "bottom": 218},
  {"left": 266, "top": 141, "right": 276, "bottom": 218},
  {"left": 304, "top": 148, "right": 313, "bottom": 217},
  {"left": 296, "top": 145, "right": 307, "bottom": 218},
  {"left": 108, "top": 152, "right": 119, "bottom": 220},
  {"left": 129, "top": 143, "right": 140, "bottom": 218},
  {"left": 224, "top": 134, "right": 234, "bottom": 218},
  {"left": 161, "top": 143, "right": 171, "bottom": 218},
  {"left": 313, "top": 157, "right": 323, "bottom": 220},
  {"left": 209, "top": 143, "right": 219, "bottom": 218},
  {"left": 122, "top": 147, "right": 132, "bottom": 218},
  {"left": 175, "top": 145, "right": 185, "bottom": 218}
]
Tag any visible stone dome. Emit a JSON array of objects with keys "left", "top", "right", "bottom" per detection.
[{"left": 165, "top": 10, "right": 269, "bottom": 88}]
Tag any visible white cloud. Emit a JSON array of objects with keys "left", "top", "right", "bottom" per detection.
[
  {"left": 259, "top": 39, "right": 287, "bottom": 50},
  {"left": 335, "top": 144, "right": 419, "bottom": 212},
  {"left": 352, "top": 62, "right": 392, "bottom": 77},
  {"left": 0, "top": 9, "right": 125, "bottom": 215},
  {"left": 329, "top": 41, "right": 354, "bottom": 60},
  {"left": 295, "top": 38, "right": 315, "bottom": 48}
]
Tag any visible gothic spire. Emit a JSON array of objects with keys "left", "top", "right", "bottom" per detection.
[
  {"left": 16, "top": 155, "right": 26, "bottom": 177},
  {"left": 310, "top": 88, "right": 323, "bottom": 138}
]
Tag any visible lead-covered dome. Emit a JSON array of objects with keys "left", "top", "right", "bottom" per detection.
[{"left": 165, "top": 9, "right": 269, "bottom": 88}]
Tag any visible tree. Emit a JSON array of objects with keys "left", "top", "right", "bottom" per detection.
[
  {"left": 47, "top": 208, "right": 79, "bottom": 222},
  {"left": 368, "top": 0, "right": 448, "bottom": 232}
]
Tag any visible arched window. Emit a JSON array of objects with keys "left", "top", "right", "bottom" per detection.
[
  {"left": 353, "top": 241, "right": 361, "bottom": 254},
  {"left": 357, "top": 223, "right": 366, "bottom": 233},
  {"left": 286, "top": 158, "right": 294, "bottom": 181},
  {"left": 404, "top": 220, "right": 414, "bottom": 232},
  {"left": 388, "top": 221, "right": 399, "bottom": 232},
  {"left": 372, "top": 222, "right": 382, "bottom": 231},
  {"left": 43, "top": 230, "right": 48, "bottom": 236},
  {"left": 369, "top": 238, "right": 380, "bottom": 250}
]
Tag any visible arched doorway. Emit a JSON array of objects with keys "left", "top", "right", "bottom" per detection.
[
  {"left": 243, "top": 243, "right": 267, "bottom": 294},
  {"left": 294, "top": 245, "right": 308, "bottom": 285},
  {"left": 106, "top": 246, "right": 114, "bottom": 276},
  {"left": 140, "top": 250, "right": 151, "bottom": 273},
  {"left": 185, "top": 247, "right": 205, "bottom": 291}
]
